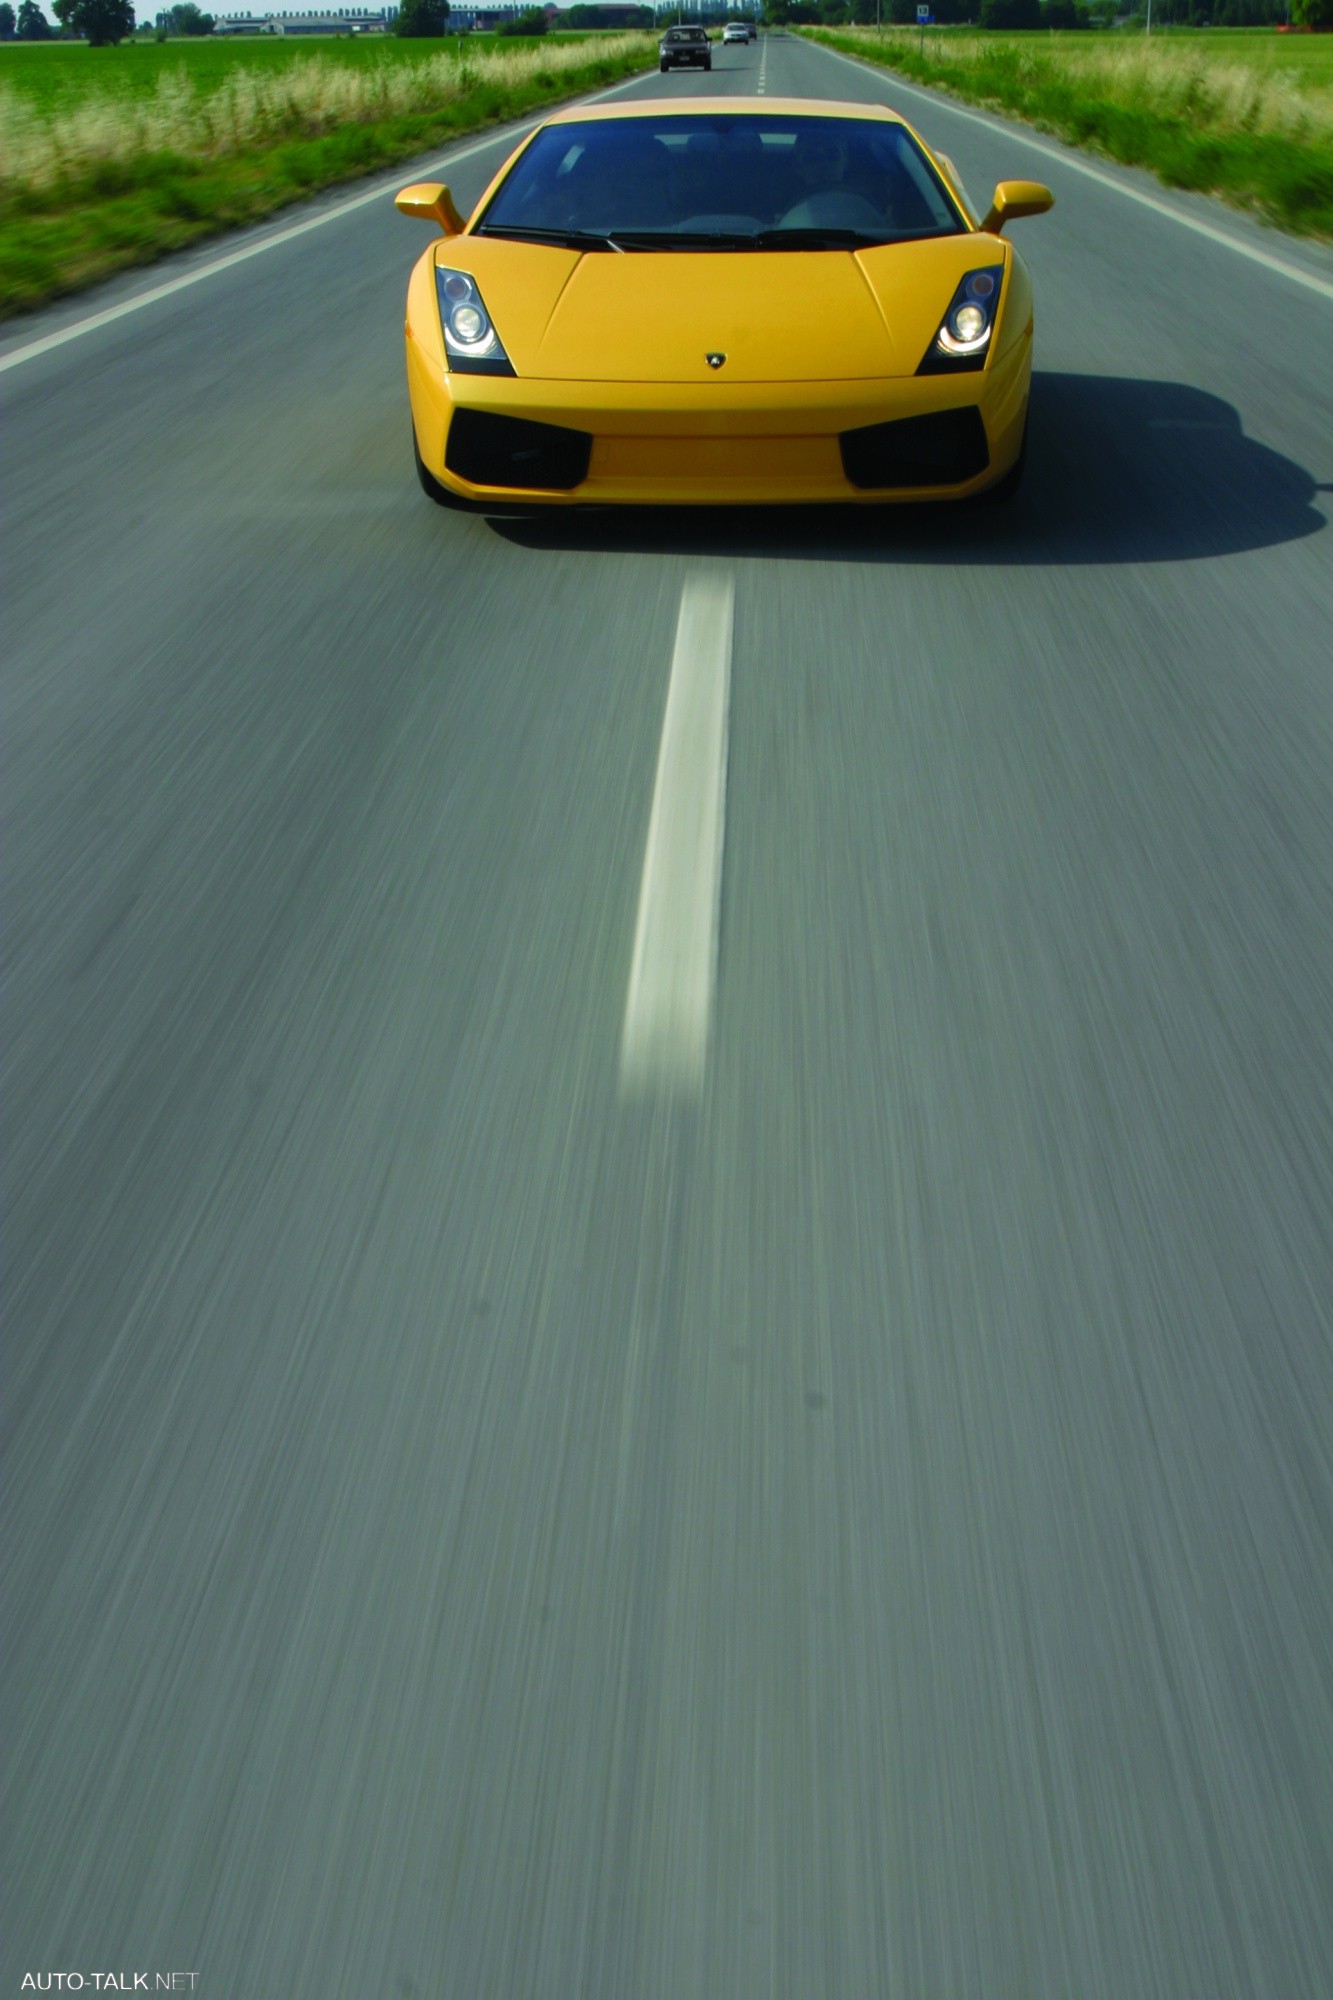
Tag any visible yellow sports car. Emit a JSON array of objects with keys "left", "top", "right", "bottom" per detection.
[{"left": 396, "top": 98, "right": 1052, "bottom": 508}]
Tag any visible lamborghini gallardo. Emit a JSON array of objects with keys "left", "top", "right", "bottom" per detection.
[{"left": 396, "top": 99, "right": 1053, "bottom": 508}]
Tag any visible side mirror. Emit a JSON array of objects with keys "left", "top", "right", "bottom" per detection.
[
  {"left": 394, "top": 182, "right": 466, "bottom": 235},
  {"left": 980, "top": 180, "right": 1053, "bottom": 234}
]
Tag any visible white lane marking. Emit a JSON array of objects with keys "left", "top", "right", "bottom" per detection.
[
  {"left": 758, "top": 33, "right": 768, "bottom": 94},
  {"left": 808, "top": 37, "right": 1333, "bottom": 305},
  {"left": 621, "top": 574, "right": 734, "bottom": 1098},
  {"left": 0, "top": 69, "right": 651, "bottom": 378}
]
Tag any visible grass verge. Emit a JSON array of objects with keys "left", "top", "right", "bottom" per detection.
[
  {"left": 801, "top": 27, "right": 1333, "bottom": 242},
  {"left": 0, "top": 36, "right": 655, "bottom": 318}
]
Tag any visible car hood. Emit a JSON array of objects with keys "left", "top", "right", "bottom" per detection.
[{"left": 445, "top": 235, "right": 1005, "bottom": 384}]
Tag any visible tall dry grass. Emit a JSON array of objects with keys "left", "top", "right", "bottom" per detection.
[
  {"left": 827, "top": 29, "right": 1333, "bottom": 147},
  {"left": 805, "top": 27, "right": 1333, "bottom": 235},
  {"left": 0, "top": 35, "right": 651, "bottom": 196}
]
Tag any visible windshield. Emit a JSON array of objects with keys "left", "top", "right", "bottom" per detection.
[{"left": 476, "top": 114, "right": 964, "bottom": 250}]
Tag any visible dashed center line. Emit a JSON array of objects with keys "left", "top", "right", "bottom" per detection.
[
  {"left": 758, "top": 33, "right": 768, "bottom": 94},
  {"left": 620, "top": 574, "right": 735, "bottom": 1099}
]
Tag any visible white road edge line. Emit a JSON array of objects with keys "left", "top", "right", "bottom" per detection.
[
  {"left": 0, "top": 69, "right": 650, "bottom": 377},
  {"left": 809, "top": 36, "right": 1333, "bottom": 305},
  {"left": 621, "top": 573, "right": 734, "bottom": 1099}
]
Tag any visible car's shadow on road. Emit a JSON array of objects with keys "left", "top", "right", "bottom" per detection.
[{"left": 488, "top": 374, "right": 1326, "bottom": 567}]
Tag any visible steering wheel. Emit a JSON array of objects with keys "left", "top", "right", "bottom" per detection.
[{"left": 775, "top": 192, "right": 885, "bottom": 231}]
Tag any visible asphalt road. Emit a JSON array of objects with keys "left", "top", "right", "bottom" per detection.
[{"left": 4, "top": 31, "right": 1333, "bottom": 2000}]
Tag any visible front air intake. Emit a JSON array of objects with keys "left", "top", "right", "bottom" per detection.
[
  {"left": 445, "top": 410, "right": 592, "bottom": 492},
  {"left": 839, "top": 407, "right": 989, "bottom": 490}
]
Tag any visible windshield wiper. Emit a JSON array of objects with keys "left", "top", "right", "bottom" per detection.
[
  {"left": 751, "top": 228, "right": 884, "bottom": 249},
  {"left": 605, "top": 230, "right": 761, "bottom": 252},
  {"left": 603, "top": 229, "right": 901, "bottom": 253},
  {"left": 475, "top": 224, "right": 618, "bottom": 252},
  {"left": 475, "top": 225, "right": 925, "bottom": 254}
]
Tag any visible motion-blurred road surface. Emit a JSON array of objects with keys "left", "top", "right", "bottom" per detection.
[{"left": 4, "top": 32, "right": 1333, "bottom": 2000}]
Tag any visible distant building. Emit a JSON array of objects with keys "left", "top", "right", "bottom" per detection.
[
  {"left": 213, "top": 7, "right": 398, "bottom": 30},
  {"left": 549, "top": 1, "right": 649, "bottom": 19}
]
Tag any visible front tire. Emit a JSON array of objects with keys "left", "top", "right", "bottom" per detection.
[
  {"left": 978, "top": 420, "right": 1026, "bottom": 506},
  {"left": 414, "top": 427, "right": 470, "bottom": 509}
]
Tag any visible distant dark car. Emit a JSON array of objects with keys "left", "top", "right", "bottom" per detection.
[
  {"left": 659, "top": 25, "right": 711, "bottom": 71},
  {"left": 747, "top": 19, "right": 757, "bottom": 35}
]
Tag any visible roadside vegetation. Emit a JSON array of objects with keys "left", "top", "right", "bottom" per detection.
[
  {"left": 770, "top": 0, "right": 1329, "bottom": 26},
  {"left": 799, "top": 25, "right": 1333, "bottom": 239},
  {"left": 0, "top": 32, "right": 656, "bottom": 317}
]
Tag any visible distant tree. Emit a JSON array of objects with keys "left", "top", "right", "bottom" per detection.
[
  {"left": 53, "top": 0, "right": 137, "bottom": 37},
  {"left": 0, "top": 3, "right": 15, "bottom": 35},
  {"left": 16, "top": 0, "right": 52, "bottom": 31},
  {"left": 497, "top": 4, "right": 548, "bottom": 27},
  {"left": 979, "top": 0, "right": 1040, "bottom": 22},
  {"left": 559, "top": 2, "right": 651, "bottom": 19},
  {"left": 165, "top": 0, "right": 213, "bottom": 27},
  {"left": 1291, "top": 0, "right": 1332, "bottom": 22},
  {"left": 395, "top": 0, "right": 449, "bottom": 29}
]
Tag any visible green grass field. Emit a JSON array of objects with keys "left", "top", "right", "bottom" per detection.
[
  {"left": 0, "top": 33, "right": 656, "bottom": 316},
  {"left": 0, "top": 32, "right": 610, "bottom": 114},
  {"left": 802, "top": 25, "right": 1333, "bottom": 239},
  {"left": 1025, "top": 25, "right": 1333, "bottom": 83}
]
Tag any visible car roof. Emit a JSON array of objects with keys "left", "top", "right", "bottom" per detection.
[{"left": 545, "top": 96, "right": 909, "bottom": 128}]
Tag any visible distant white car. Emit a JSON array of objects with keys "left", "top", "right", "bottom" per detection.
[{"left": 722, "top": 20, "right": 749, "bottom": 40}]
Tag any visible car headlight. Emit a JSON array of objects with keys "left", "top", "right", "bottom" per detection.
[
  {"left": 435, "top": 264, "right": 514, "bottom": 376},
  {"left": 918, "top": 265, "right": 1005, "bottom": 375}
]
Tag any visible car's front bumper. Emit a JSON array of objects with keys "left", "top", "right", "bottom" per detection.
[{"left": 405, "top": 322, "right": 1032, "bottom": 507}]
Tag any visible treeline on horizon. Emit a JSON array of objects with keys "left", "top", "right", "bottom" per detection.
[
  {"left": 0, "top": 0, "right": 660, "bottom": 38},
  {"left": 0, "top": 0, "right": 1318, "bottom": 41},
  {"left": 766, "top": 0, "right": 1301, "bottom": 25}
]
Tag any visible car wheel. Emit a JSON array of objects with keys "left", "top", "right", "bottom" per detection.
[
  {"left": 414, "top": 428, "right": 468, "bottom": 509},
  {"left": 978, "top": 422, "right": 1026, "bottom": 506},
  {"left": 704, "top": 57, "right": 712, "bottom": 69},
  {"left": 660, "top": 59, "right": 667, "bottom": 70}
]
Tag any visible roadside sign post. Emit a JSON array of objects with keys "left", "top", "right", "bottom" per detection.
[{"left": 916, "top": 3, "right": 932, "bottom": 54}]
